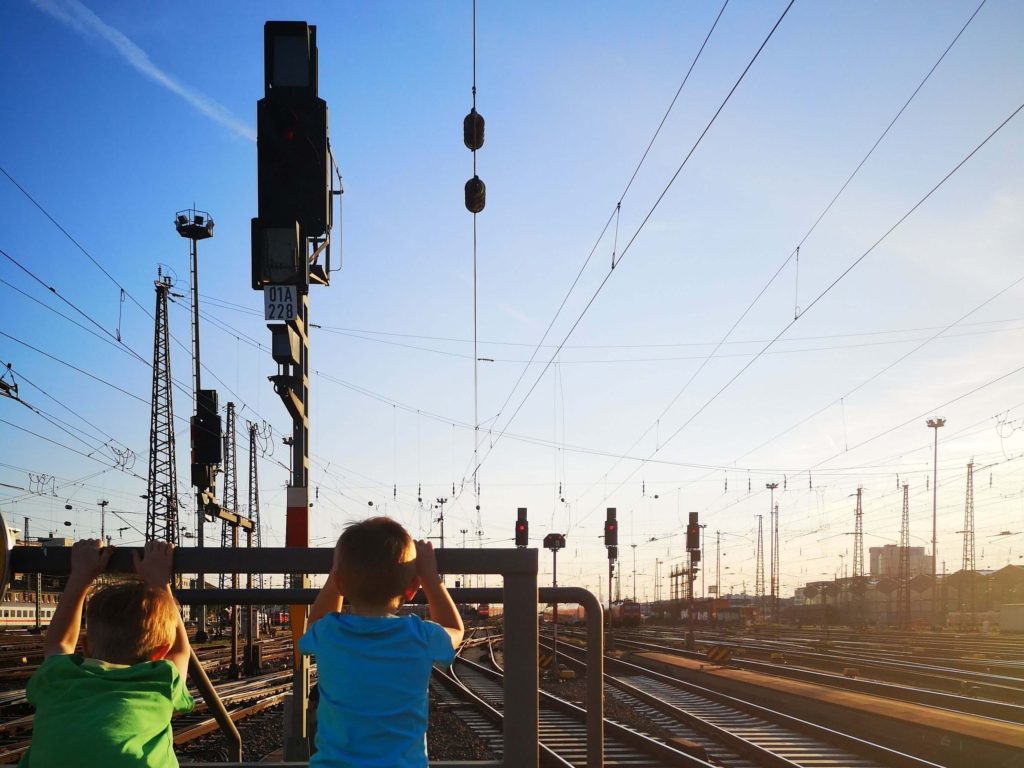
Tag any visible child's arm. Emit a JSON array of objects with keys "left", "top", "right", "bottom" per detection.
[
  {"left": 415, "top": 540, "right": 464, "bottom": 646},
  {"left": 133, "top": 541, "right": 190, "bottom": 679},
  {"left": 307, "top": 572, "right": 343, "bottom": 627},
  {"left": 44, "top": 539, "right": 112, "bottom": 657}
]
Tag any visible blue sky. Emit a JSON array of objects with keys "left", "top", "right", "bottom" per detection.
[{"left": 1, "top": 0, "right": 1022, "bottom": 600}]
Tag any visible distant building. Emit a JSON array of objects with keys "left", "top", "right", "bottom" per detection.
[{"left": 869, "top": 544, "right": 932, "bottom": 578}]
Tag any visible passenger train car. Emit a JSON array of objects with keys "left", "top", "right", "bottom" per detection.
[
  {"left": 1, "top": 589, "right": 59, "bottom": 630},
  {"left": 651, "top": 597, "right": 755, "bottom": 627}
]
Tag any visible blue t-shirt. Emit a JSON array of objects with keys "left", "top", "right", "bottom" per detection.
[{"left": 299, "top": 613, "right": 456, "bottom": 767}]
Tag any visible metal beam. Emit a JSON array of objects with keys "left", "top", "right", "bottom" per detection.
[{"left": 10, "top": 546, "right": 537, "bottom": 577}]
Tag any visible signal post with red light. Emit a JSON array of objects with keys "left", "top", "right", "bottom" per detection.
[{"left": 515, "top": 507, "right": 529, "bottom": 548}]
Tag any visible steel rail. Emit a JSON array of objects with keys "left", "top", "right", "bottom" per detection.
[
  {"left": 612, "top": 632, "right": 1024, "bottom": 723},
  {"left": 555, "top": 638, "right": 944, "bottom": 768},
  {"left": 453, "top": 651, "right": 711, "bottom": 767}
]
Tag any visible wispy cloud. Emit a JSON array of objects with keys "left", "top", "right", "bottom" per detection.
[{"left": 31, "top": 0, "right": 255, "bottom": 141}]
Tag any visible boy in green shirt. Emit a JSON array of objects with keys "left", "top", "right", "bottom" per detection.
[{"left": 20, "top": 539, "right": 194, "bottom": 767}]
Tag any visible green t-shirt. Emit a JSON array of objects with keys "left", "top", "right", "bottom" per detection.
[{"left": 20, "top": 654, "right": 194, "bottom": 768}]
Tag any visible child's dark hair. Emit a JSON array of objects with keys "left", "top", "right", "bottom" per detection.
[
  {"left": 335, "top": 517, "right": 415, "bottom": 606},
  {"left": 86, "top": 579, "right": 178, "bottom": 664}
]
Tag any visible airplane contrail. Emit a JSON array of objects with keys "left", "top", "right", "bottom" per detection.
[{"left": 31, "top": 0, "right": 255, "bottom": 141}]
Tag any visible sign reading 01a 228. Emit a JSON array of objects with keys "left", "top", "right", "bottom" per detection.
[{"left": 264, "top": 285, "right": 298, "bottom": 323}]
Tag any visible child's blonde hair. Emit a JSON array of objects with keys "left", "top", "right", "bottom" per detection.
[
  {"left": 335, "top": 517, "right": 416, "bottom": 607},
  {"left": 86, "top": 580, "right": 179, "bottom": 664}
]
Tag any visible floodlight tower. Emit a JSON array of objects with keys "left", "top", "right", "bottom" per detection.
[{"left": 175, "top": 206, "right": 216, "bottom": 643}]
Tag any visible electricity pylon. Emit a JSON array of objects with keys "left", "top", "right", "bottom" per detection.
[
  {"left": 248, "top": 421, "right": 263, "bottom": 589},
  {"left": 961, "top": 461, "right": 975, "bottom": 624},
  {"left": 145, "top": 273, "right": 179, "bottom": 546},
  {"left": 897, "top": 483, "right": 911, "bottom": 629},
  {"left": 853, "top": 487, "right": 865, "bottom": 624},
  {"left": 219, "top": 402, "right": 237, "bottom": 589}
]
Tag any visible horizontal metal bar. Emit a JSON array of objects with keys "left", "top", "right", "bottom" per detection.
[
  {"left": 174, "top": 586, "right": 592, "bottom": 606},
  {"left": 184, "top": 764, "right": 501, "bottom": 768},
  {"left": 9, "top": 546, "right": 537, "bottom": 576}
]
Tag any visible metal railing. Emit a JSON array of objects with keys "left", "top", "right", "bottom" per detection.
[{"left": 8, "top": 546, "right": 605, "bottom": 768}]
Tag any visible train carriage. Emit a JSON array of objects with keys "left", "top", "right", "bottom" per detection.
[{"left": 0, "top": 591, "right": 59, "bottom": 631}]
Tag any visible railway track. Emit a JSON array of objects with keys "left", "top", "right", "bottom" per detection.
[
  {"left": 604, "top": 631, "right": 1024, "bottom": 723},
  {"left": 612, "top": 627, "right": 1024, "bottom": 716},
  {"left": 546, "top": 638, "right": 942, "bottom": 768},
  {"left": 436, "top": 635, "right": 706, "bottom": 766},
  {"left": 651, "top": 626, "right": 1024, "bottom": 679}
]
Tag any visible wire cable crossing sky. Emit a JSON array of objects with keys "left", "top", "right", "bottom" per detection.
[{"left": 1, "top": 1, "right": 1022, "bottom": 600}]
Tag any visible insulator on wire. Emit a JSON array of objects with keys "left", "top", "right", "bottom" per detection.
[
  {"left": 465, "top": 175, "right": 486, "bottom": 213},
  {"left": 463, "top": 108, "right": 485, "bottom": 151}
]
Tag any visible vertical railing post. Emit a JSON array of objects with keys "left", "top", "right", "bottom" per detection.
[
  {"left": 503, "top": 570, "right": 538, "bottom": 768},
  {"left": 584, "top": 592, "right": 604, "bottom": 768}
]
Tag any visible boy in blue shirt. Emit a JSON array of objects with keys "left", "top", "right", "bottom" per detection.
[
  {"left": 21, "top": 539, "right": 193, "bottom": 767},
  {"left": 300, "top": 517, "right": 464, "bottom": 767}
]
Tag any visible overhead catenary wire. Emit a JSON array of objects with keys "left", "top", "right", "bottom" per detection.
[
  {"left": 569, "top": 0, "right": 994, "bottom": 509},
  {"left": 480, "top": 0, "right": 731, "bottom": 448},
  {"left": 578, "top": 98, "right": 1024, "bottom": 524},
  {"left": 198, "top": 291, "right": 1024, "bottom": 350},
  {"left": 458, "top": 0, "right": 796, "bottom": 496}
]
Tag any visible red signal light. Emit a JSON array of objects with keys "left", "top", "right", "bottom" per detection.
[
  {"left": 517, "top": 523, "right": 526, "bottom": 531},
  {"left": 284, "top": 128, "right": 295, "bottom": 141}
]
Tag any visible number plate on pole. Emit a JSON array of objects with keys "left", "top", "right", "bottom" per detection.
[{"left": 264, "top": 285, "right": 298, "bottom": 323}]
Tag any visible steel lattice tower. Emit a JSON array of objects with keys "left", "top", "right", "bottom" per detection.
[
  {"left": 853, "top": 487, "right": 864, "bottom": 579},
  {"left": 852, "top": 487, "right": 865, "bottom": 625},
  {"left": 755, "top": 514, "right": 765, "bottom": 621},
  {"left": 219, "top": 402, "right": 237, "bottom": 589},
  {"left": 962, "top": 461, "right": 975, "bottom": 618},
  {"left": 146, "top": 274, "right": 179, "bottom": 545},
  {"left": 897, "top": 483, "right": 911, "bottom": 629},
  {"left": 248, "top": 421, "right": 264, "bottom": 589}
]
